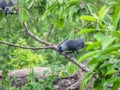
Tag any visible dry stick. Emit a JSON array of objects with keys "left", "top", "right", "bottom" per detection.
[
  {"left": 23, "top": 22, "right": 50, "bottom": 46},
  {"left": 23, "top": 22, "right": 89, "bottom": 72},
  {"left": 46, "top": 24, "right": 54, "bottom": 41},
  {"left": 0, "top": 41, "right": 54, "bottom": 50}
]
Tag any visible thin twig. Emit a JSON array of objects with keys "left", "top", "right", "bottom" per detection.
[
  {"left": 0, "top": 41, "right": 53, "bottom": 50},
  {"left": 23, "top": 22, "right": 50, "bottom": 46},
  {"left": 46, "top": 24, "right": 54, "bottom": 41}
]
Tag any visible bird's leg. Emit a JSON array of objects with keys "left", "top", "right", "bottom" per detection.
[{"left": 64, "top": 51, "right": 74, "bottom": 57}]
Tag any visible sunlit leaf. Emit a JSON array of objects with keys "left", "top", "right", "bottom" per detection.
[
  {"left": 99, "top": 62, "right": 114, "bottom": 69},
  {"left": 78, "top": 28, "right": 96, "bottom": 35},
  {"left": 115, "top": 61, "right": 120, "bottom": 67},
  {"left": 100, "top": 44, "right": 120, "bottom": 55},
  {"left": 112, "top": 81, "right": 120, "bottom": 90},
  {"left": 94, "top": 32, "right": 105, "bottom": 41},
  {"left": 88, "top": 55, "right": 110, "bottom": 68},
  {"left": 104, "top": 77, "right": 120, "bottom": 86},
  {"left": 112, "top": 5, "right": 120, "bottom": 30},
  {"left": 80, "top": 15, "right": 97, "bottom": 22},
  {"left": 23, "top": 8, "right": 29, "bottom": 22},
  {"left": 19, "top": 8, "right": 29, "bottom": 23},
  {"left": 101, "top": 36, "right": 115, "bottom": 49},
  {"left": 56, "top": 18, "right": 65, "bottom": 28},
  {"left": 82, "top": 72, "right": 94, "bottom": 90},
  {"left": 86, "top": 41, "right": 101, "bottom": 51},
  {"left": 105, "top": 69, "right": 116, "bottom": 76},
  {"left": 98, "top": 6, "right": 111, "bottom": 21},
  {"left": 79, "top": 50, "right": 100, "bottom": 63}
]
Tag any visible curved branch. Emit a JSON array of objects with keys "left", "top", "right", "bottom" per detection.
[
  {"left": 23, "top": 22, "right": 89, "bottom": 72},
  {"left": 23, "top": 22, "right": 50, "bottom": 46},
  {"left": 62, "top": 53, "right": 89, "bottom": 72},
  {"left": 46, "top": 24, "right": 54, "bottom": 41},
  {"left": 0, "top": 41, "right": 54, "bottom": 50}
]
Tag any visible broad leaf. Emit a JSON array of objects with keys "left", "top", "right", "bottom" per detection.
[
  {"left": 80, "top": 15, "right": 97, "bottom": 22},
  {"left": 79, "top": 50, "right": 100, "bottom": 63},
  {"left": 101, "top": 36, "right": 115, "bottom": 49},
  {"left": 78, "top": 28, "right": 96, "bottom": 35},
  {"left": 104, "top": 77, "right": 120, "bottom": 86},
  {"left": 100, "top": 44, "right": 120, "bottom": 55},
  {"left": 82, "top": 72, "right": 94, "bottom": 90},
  {"left": 112, "top": 5, "right": 120, "bottom": 30},
  {"left": 94, "top": 32, "right": 105, "bottom": 41},
  {"left": 86, "top": 41, "right": 101, "bottom": 51},
  {"left": 98, "top": 6, "right": 111, "bottom": 21}
]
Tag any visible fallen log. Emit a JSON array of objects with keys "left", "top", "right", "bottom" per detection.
[{"left": 0, "top": 67, "right": 51, "bottom": 87}]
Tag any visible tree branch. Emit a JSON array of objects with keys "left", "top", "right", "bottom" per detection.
[
  {"left": 46, "top": 24, "right": 54, "bottom": 41},
  {"left": 0, "top": 41, "right": 53, "bottom": 50},
  {"left": 23, "top": 22, "right": 50, "bottom": 46},
  {"left": 23, "top": 22, "right": 89, "bottom": 72},
  {"left": 62, "top": 53, "right": 89, "bottom": 72}
]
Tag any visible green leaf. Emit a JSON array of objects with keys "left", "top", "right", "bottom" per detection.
[
  {"left": 25, "top": 83, "right": 34, "bottom": 89},
  {"left": 0, "top": 13, "right": 4, "bottom": 21},
  {"left": 82, "top": 72, "right": 94, "bottom": 90},
  {"left": 87, "top": 58, "right": 99, "bottom": 67},
  {"left": 68, "top": 65, "right": 75, "bottom": 74},
  {"left": 69, "top": 30, "right": 74, "bottom": 39},
  {"left": 115, "top": 61, "right": 120, "bottom": 67},
  {"left": 94, "top": 32, "right": 105, "bottom": 41},
  {"left": 19, "top": 8, "right": 29, "bottom": 23},
  {"left": 80, "top": 15, "right": 97, "bottom": 22},
  {"left": 104, "top": 77, "right": 120, "bottom": 86},
  {"left": 112, "top": 31, "right": 120, "bottom": 38},
  {"left": 22, "top": 8, "right": 29, "bottom": 22},
  {"left": 112, "top": 5, "right": 120, "bottom": 30},
  {"left": 27, "top": 1, "right": 34, "bottom": 9},
  {"left": 88, "top": 55, "right": 110, "bottom": 68},
  {"left": 98, "top": 6, "right": 111, "bottom": 21},
  {"left": 94, "top": 33, "right": 115, "bottom": 49},
  {"left": 56, "top": 18, "right": 65, "bottom": 28},
  {"left": 100, "top": 44, "right": 120, "bottom": 55},
  {"left": 86, "top": 41, "right": 101, "bottom": 51},
  {"left": 77, "top": 28, "right": 96, "bottom": 35},
  {"left": 101, "top": 36, "right": 115, "bottom": 49},
  {"left": 79, "top": 50, "right": 100, "bottom": 63},
  {"left": 112, "top": 81, "right": 120, "bottom": 90},
  {"left": 105, "top": 69, "right": 116, "bottom": 76},
  {"left": 99, "top": 62, "right": 114, "bottom": 69}
]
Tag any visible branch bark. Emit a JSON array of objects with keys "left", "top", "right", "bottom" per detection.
[
  {"left": 23, "top": 22, "right": 89, "bottom": 72},
  {"left": 0, "top": 41, "right": 54, "bottom": 50},
  {"left": 46, "top": 24, "right": 54, "bottom": 41},
  {"left": 23, "top": 22, "right": 50, "bottom": 46}
]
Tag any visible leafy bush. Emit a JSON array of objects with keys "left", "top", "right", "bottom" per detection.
[{"left": 78, "top": 2, "right": 120, "bottom": 89}]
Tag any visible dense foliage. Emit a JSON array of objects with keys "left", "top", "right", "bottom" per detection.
[{"left": 0, "top": 0, "right": 120, "bottom": 90}]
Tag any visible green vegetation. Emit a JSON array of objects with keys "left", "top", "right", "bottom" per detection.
[{"left": 0, "top": 0, "right": 120, "bottom": 90}]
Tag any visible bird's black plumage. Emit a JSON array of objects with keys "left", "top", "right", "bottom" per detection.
[
  {"left": 58, "top": 39, "right": 85, "bottom": 53},
  {"left": 0, "top": 0, "right": 16, "bottom": 14}
]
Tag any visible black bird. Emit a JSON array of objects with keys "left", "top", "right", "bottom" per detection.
[
  {"left": 58, "top": 39, "right": 85, "bottom": 54},
  {"left": 0, "top": 0, "right": 16, "bottom": 14}
]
